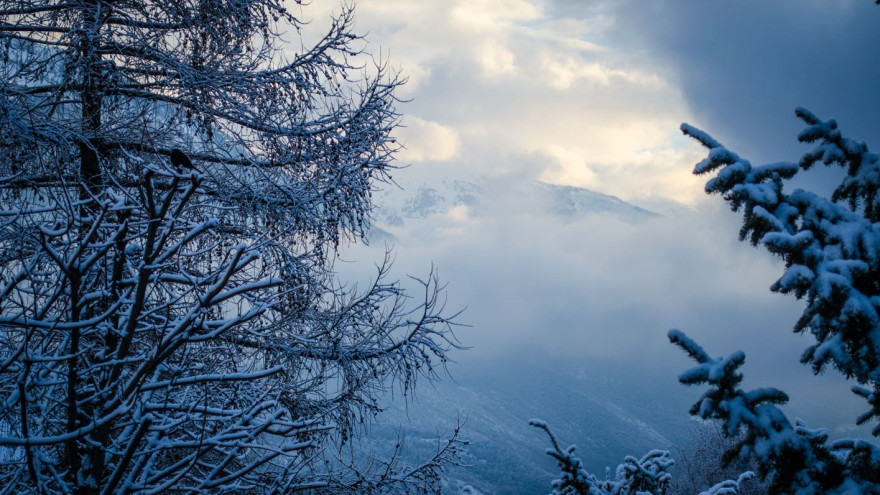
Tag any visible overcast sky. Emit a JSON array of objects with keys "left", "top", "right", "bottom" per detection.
[
  {"left": 320, "top": 1, "right": 879, "bottom": 434},
  {"left": 334, "top": 0, "right": 880, "bottom": 202}
]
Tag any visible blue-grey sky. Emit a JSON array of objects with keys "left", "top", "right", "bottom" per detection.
[
  {"left": 323, "top": 1, "right": 879, "bottom": 435},
  {"left": 333, "top": 0, "right": 879, "bottom": 200},
  {"left": 609, "top": 0, "right": 880, "bottom": 188}
]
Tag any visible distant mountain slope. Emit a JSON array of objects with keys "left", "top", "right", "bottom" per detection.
[
  {"left": 370, "top": 179, "right": 664, "bottom": 241},
  {"left": 374, "top": 179, "right": 485, "bottom": 228},
  {"left": 363, "top": 355, "right": 693, "bottom": 495},
  {"left": 534, "top": 182, "right": 660, "bottom": 223}
]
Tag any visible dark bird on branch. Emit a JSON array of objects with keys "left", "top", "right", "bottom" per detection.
[{"left": 170, "top": 148, "right": 195, "bottom": 170}]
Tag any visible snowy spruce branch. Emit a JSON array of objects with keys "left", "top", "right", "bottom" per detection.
[
  {"left": 535, "top": 105, "right": 880, "bottom": 495},
  {"left": 682, "top": 109, "right": 880, "bottom": 423},
  {"left": 529, "top": 418, "right": 676, "bottom": 495},
  {"left": 675, "top": 108, "right": 880, "bottom": 494},
  {"left": 669, "top": 330, "right": 880, "bottom": 495}
]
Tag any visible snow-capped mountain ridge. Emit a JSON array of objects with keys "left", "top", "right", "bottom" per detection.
[
  {"left": 534, "top": 182, "right": 660, "bottom": 222},
  {"left": 373, "top": 178, "right": 661, "bottom": 228}
]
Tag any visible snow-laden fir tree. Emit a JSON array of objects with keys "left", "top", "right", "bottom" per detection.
[
  {"left": 530, "top": 419, "right": 675, "bottom": 495},
  {"left": 0, "top": 1, "right": 462, "bottom": 493},
  {"left": 529, "top": 419, "right": 755, "bottom": 495},
  {"left": 673, "top": 106, "right": 880, "bottom": 494},
  {"left": 671, "top": 420, "right": 768, "bottom": 495}
]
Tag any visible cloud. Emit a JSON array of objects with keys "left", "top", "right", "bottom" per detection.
[
  {"left": 538, "top": 54, "right": 663, "bottom": 90},
  {"left": 605, "top": 0, "right": 880, "bottom": 168},
  {"left": 449, "top": 0, "right": 542, "bottom": 29},
  {"left": 341, "top": 185, "right": 868, "bottom": 433},
  {"left": 305, "top": 0, "right": 879, "bottom": 202},
  {"left": 348, "top": 0, "right": 706, "bottom": 203},
  {"left": 537, "top": 145, "right": 600, "bottom": 189},
  {"left": 395, "top": 116, "right": 461, "bottom": 163},
  {"left": 354, "top": 0, "right": 540, "bottom": 87},
  {"left": 474, "top": 41, "right": 517, "bottom": 78},
  {"left": 325, "top": 0, "right": 878, "bottom": 442}
]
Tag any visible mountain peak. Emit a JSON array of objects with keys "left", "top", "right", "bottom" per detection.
[{"left": 373, "top": 178, "right": 662, "bottom": 230}]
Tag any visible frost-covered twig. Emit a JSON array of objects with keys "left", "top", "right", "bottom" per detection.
[
  {"left": 0, "top": 2, "right": 461, "bottom": 493},
  {"left": 530, "top": 419, "right": 674, "bottom": 495}
]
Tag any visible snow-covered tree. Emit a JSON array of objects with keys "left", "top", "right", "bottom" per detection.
[
  {"left": 529, "top": 419, "right": 754, "bottom": 495},
  {"left": 530, "top": 419, "right": 674, "bottom": 495},
  {"left": 532, "top": 107, "right": 880, "bottom": 494},
  {"left": 673, "top": 107, "right": 880, "bottom": 494},
  {"left": 0, "top": 1, "right": 462, "bottom": 493},
  {"left": 671, "top": 421, "right": 768, "bottom": 495}
]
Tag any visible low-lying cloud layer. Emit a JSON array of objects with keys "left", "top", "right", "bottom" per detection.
[
  {"left": 340, "top": 182, "right": 869, "bottom": 435},
  {"left": 311, "top": 0, "right": 880, "bottom": 438}
]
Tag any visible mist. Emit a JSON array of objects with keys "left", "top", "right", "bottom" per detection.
[
  {"left": 323, "top": 0, "right": 880, "bottom": 490},
  {"left": 339, "top": 173, "right": 870, "bottom": 434}
]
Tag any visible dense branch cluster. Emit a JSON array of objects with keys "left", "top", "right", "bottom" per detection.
[
  {"left": 671, "top": 422, "right": 768, "bottom": 495},
  {"left": 1, "top": 0, "right": 400, "bottom": 247},
  {"left": 529, "top": 419, "right": 755, "bottom": 495},
  {"left": 0, "top": 1, "right": 462, "bottom": 493},
  {"left": 672, "top": 110, "right": 880, "bottom": 494},
  {"left": 670, "top": 331, "right": 878, "bottom": 495},
  {"left": 681, "top": 109, "right": 880, "bottom": 423}
]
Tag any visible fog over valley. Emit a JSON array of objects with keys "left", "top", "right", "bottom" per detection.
[{"left": 336, "top": 173, "right": 873, "bottom": 492}]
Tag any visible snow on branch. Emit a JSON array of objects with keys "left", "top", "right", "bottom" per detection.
[
  {"left": 0, "top": 2, "right": 463, "bottom": 492},
  {"left": 532, "top": 417, "right": 761, "bottom": 495},
  {"left": 670, "top": 330, "right": 880, "bottom": 494},
  {"left": 682, "top": 109, "right": 880, "bottom": 435}
]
